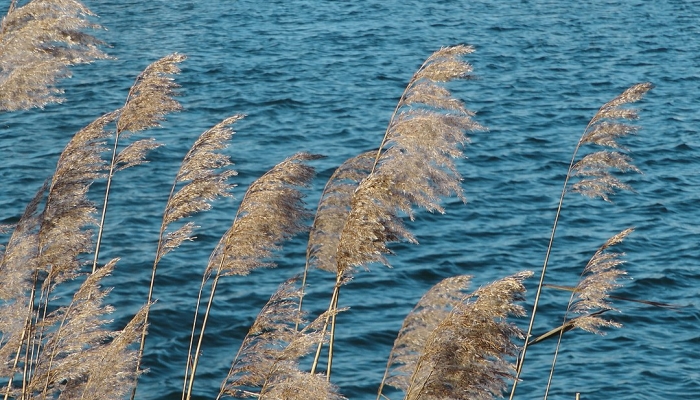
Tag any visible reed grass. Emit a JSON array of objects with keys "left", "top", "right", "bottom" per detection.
[{"left": 0, "top": 1, "right": 666, "bottom": 399}]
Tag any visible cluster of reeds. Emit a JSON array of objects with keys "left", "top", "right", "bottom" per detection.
[{"left": 0, "top": 1, "right": 665, "bottom": 399}]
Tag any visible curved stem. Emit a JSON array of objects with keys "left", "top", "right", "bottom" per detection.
[
  {"left": 310, "top": 280, "right": 340, "bottom": 375},
  {"left": 92, "top": 71, "right": 144, "bottom": 273},
  {"left": 325, "top": 284, "right": 340, "bottom": 381},
  {"left": 184, "top": 275, "right": 220, "bottom": 400},
  {"left": 131, "top": 179, "right": 180, "bottom": 400},
  {"left": 91, "top": 131, "right": 120, "bottom": 273},
  {"left": 4, "top": 274, "right": 37, "bottom": 400},
  {"left": 509, "top": 139, "right": 584, "bottom": 399},
  {"left": 183, "top": 272, "right": 210, "bottom": 400}
]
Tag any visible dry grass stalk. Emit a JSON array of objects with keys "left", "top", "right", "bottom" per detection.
[
  {"left": 217, "top": 277, "right": 345, "bottom": 400},
  {"left": 404, "top": 271, "right": 532, "bottom": 400},
  {"left": 0, "top": 0, "right": 108, "bottom": 110},
  {"left": 205, "top": 153, "right": 320, "bottom": 278},
  {"left": 0, "top": 38, "right": 183, "bottom": 399},
  {"left": 510, "top": 83, "right": 652, "bottom": 399},
  {"left": 377, "top": 275, "right": 472, "bottom": 398},
  {"left": 159, "top": 115, "right": 241, "bottom": 262},
  {"left": 317, "top": 45, "right": 483, "bottom": 379},
  {"left": 116, "top": 53, "right": 186, "bottom": 134},
  {"left": 306, "top": 151, "right": 377, "bottom": 275},
  {"left": 300, "top": 150, "right": 374, "bottom": 334},
  {"left": 11, "top": 111, "right": 117, "bottom": 393},
  {"left": 337, "top": 45, "right": 483, "bottom": 280},
  {"left": 184, "top": 153, "right": 320, "bottom": 400},
  {"left": 542, "top": 229, "right": 633, "bottom": 399},
  {"left": 131, "top": 116, "right": 241, "bottom": 400},
  {"left": 0, "top": 104, "right": 152, "bottom": 398},
  {"left": 0, "top": 183, "right": 46, "bottom": 301},
  {"left": 39, "top": 111, "right": 116, "bottom": 287},
  {"left": 569, "top": 82, "right": 653, "bottom": 201},
  {"left": 29, "top": 260, "right": 116, "bottom": 396},
  {"left": 569, "top": 228, "right": 632, "bottom": 332},
  {"left": 0, "top": 257, "right": 148, "bottom": 399},
  {"left": 92, "top": 53, "right": 186, "bottom": 272},
  {"left": 0, "top": 185, "right": 46, "bottom": 395},
  {"left": 69, "top": 303, "right": 150, "bottom": 400}
]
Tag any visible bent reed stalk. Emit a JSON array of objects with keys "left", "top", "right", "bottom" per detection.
[{"left": 1, "top": 3, "right": 666, "bottom": 399}]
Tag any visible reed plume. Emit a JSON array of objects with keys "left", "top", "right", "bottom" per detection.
[
  {"left": 0, "top": 105, "right": 112, "bottom": 392},
  {"left": 510, "top": 82, "right": 652, "bottom": 398},
  {"left": 39, "top": 111, "right": 115, "bottom": 287},
  {"left": 217, "top": 277, "right": 345, "bottom": 400},
  {"left": 570, "top": 228, "right": 632, "bottom": 325},
  {"left": 400, "top": 271, "right": 531, "bottom": 400},
  {"left": 16, "top": 111, "right": 116, "bottom": 392},
  {"left": 0, "top": 184, "right": 46, "bottom": 389},
  {"left": 314, "top": 45, "right": 483, "bottom": 378},
  {"left": 337, "top": 46, "right": 482, "bottom": 277},
  {"left": 71, "top": 304, "right": 150, "bottom": 400},
  {"left": 29, "top": 259, "right": 147, "bottom": 399},
  {"left": 0, "top": 107, "right": 147, "bottom": 398},
  {"left": 92, "top": 53, "right": 186, "bottom": 272},
  {"left": 306, "top": 150, "right": 376, "bottom": 275},
  {"left": 131, "top": 116, "right": 241, "bottom": 399},
  {"left": 184, "top": 153, "right": 321, "bottom": 400},
  {"left": 0, "top": 252, "right": 148, "bottom": 399},
  {"left": 540, "top": 228, "right": 632, "bottom": 399},
  {"left": 530, "top": 229, "right": 633, "bottom": 345},
  {"left": 0, "top": 0, "right": 108, "bottom": 111},
  {"left": 570, "top": 83, "right": 654, "bottom": 201},
  {"left": 300, "top": 150, "right": 375, "bottom": 334},
  {"left": 29, "top": 260, "right": 117, "bottom": 396},
  {"left": 0, "top": 183, "right": 45, "bottom": 301},
  {"left": 377, "top": 275, "right": 472, "bottom": 398}
]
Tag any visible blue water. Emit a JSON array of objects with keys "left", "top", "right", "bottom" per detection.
[{"left": 1, "top": 0, "right": 699, "bottom": 399}]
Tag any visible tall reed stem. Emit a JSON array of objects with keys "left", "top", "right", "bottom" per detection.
[
  {"left": 509, "top": 139, "right": 582, "bottom": 399},
  {"left": 184, "top": 275, "right": 221, "bottom": 400}
]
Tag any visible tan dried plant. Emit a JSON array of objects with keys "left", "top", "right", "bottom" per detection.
[
  {"left": 377, "top": 275, "right": 472, "bottom": 399},
  {"left": 310, "top": 45, "right": 484, "bottom": 378},
  {"left": 0, "top": 104, "right": 154, "bottom": 398},
  {"left": 300, "top": 150, "right": 374, "bottom": 341},
  {"left": 0, "top": 0, "right": 108, "bottom": 111},
  {"left": 395, "top": 271, "right": 532, "bottom": 400},
  {"left": 92, "top": 53, "right": 186, "bottom": 273},
  {"left": 39, "top": 111, "right": 116, "bottom": 287},
  {"left": 29, "top": 259, "right": 148, "bottom": 399},
  {"left": 11, "top": 111, "right": 116, "bottom": 396},
  {"left": 510, "top": 82, "right": 653, "bottom": 399},
  {"left": 535, "top": 228, "right": 633, "bottom": 399},
  {"left": 217, "top": 277, "right": 345, "bottom": 400},
  {"left": 183, "top": 153, "right": 321, "bottom": 400},
  {"left": 337, "top": 46, "right": 483, "bottom": 277},
  {"left": 0, "top": 185, "right": 46, "bottom": 396},
  {"left": 306, "top": 150, "right": 376, "bottom": 275},
  {"left": 0, "top": 253, "right": 148, "bottom": 399},
  {"left": 131, "top": 115, "right": 241, "bottom": 399},
  {"left": 0, "top": 41, "right": 183, "bottom": 398},
  {"left": 0, "top": 150, "right": 55, "bottom": 395}
]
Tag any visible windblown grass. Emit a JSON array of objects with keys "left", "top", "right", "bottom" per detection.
[{"left": 0, "top": 1, "right": 667, "bottom": 399}]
